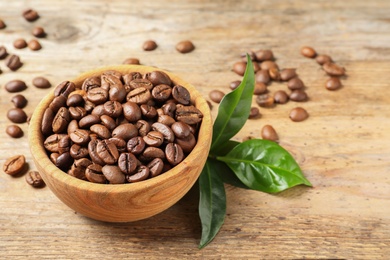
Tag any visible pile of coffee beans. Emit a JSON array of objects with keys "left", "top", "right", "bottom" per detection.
[{"left": 41, "top": 70, "right": 203, "bottom": 184}]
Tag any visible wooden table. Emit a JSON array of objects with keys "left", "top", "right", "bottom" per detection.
[{"left": 1, "top": 0, "right": 389, "bottom": 258}]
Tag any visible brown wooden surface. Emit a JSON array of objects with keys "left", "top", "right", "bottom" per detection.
[{"left": 1, "top": 0, "right": 389, "bottom": 259}]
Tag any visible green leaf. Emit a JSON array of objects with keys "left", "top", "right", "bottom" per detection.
[
  {"left": 210, "top": 55, "right": 255, "bottom": 155},
  {"left": 213, "top": 140, "right": 240, "bottom": 156},
  {"left": 198, "top": 159, "right": 226, "bottom": 249},
  {"left": 217, "top": 139, "right": 312, "bottom": 193},
  {"left": 213, "top": 158, "right": 249, "bottom": 189}
]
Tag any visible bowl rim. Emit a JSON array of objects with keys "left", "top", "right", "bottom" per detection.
[{"left": 28, "top": 65, "right": 212, "bottom": 195}]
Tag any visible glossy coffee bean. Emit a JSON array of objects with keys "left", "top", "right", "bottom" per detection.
[
  {"left": 269, "top": 67, "right": 280, "bottom": 81},
  {"left": 88, "top": 139, "right": 105, "bottom": 165},
  {"left": 129, "top": 78, "right": 153, "bottom": 91},
  {"left": 123, "top": 58, "right": 140, "bottom": 65},
  {"left": 25, "top": 171, "right": 45, "bottom": 187},
  {"left": 152, "top": 122, "right": 175, "bottom": 143},
  {"left": 102, "top": 165, "right": 125, "bottom": 184},
  {"left": 5, "top": 54, "right": 23, "bottom": 71},
  {"left": 97, "top": 139, "right": 119, "bottom": 165},
  {"left": 152, "top": 84, "right": 172, "bottom": 102},
  {"left": 5, "top": 80, "right": 27, "bottom": 93},
  {"left": 0, "top": 45, "right": 8, "bottom": 59},
  {"left": 127, "top": 87, "right": 152, "bottom": 104},
  {"left": 172, "top": 85, "right": 191, "bottom": 105},
  {"left": 69, "top": 106, "right": 87, "bottom": 120},
  {"left": 261, "top": 125, "right": 279, "bottom": 141},
  {"left": 118, "top": 153, "right": 137, "bottom": 174},
  {"left": 176, "top": 40, "right": 195, "bottom": 53},
  {"left": 52, "top": 107, "right": 70, "bottom": 133},
  {"left": 274, "top": 90, "right": 289, "bottom": 104},
  {"left": 49, "top": 95, "right": 66, "bottom": 113},
  {"left": 316, "top": 54, "right": 332, "bottom": 65},
  {"left": 253, "top": 82, "right": 267, "bottom": 95},
  {"left": 175, "top": 133, "right": 196, "bottom": 153},
  {"left": 140, "top": 104, "right": 157, "bottom": 119},
  {"left": 136, "top": 120, "right": 151, "bottom": 136},
  {"left": 325, "top": 77, "right": 342, "bottom": 90},
  {"left": 143, "top": 131, "right": 164, "bottom": 147},
  {"left": 54, "top": 81, "right": 75, "bottom": 98},
  {"left": 280, "top": 68, "right": 297, "bottom": 81},
  {"left": 68, "top": 158, "right": 91, "bottom": 180},
  {"left": 147, "top": 158, "right": 164, "bottom": 177},
  {"left": 7, "top": 108, "right": 28, "bottom": 123},
  {"left": 126, "top": 165, "right": 150, "bottom": 183},
  {"left": 144, "top": 71, "right": 172, "bottom": 86},
  {"left": 255, "top": 70, "right": 270, "bottom": 84},
  {"left": 109, "top": 137, "right": 127, "bottom": 153},
  {"left": 70, "top": 129, "right": 90, "bottom": 145},
  {"left": 87, "top": 87, "right": 108, "bottom": 105},
  {"left": 256, "top": 94, "right": 274, "bottom": 107},
  {"left": 229, "top": 80, "right": 241, "bottom": 90},
  {"left": 79, "top": 114, "right": 100, "bottom": 128},
  {"left": 289, "top": 90, "right": 308, "bottom": 102},
  {"left": 85, "top": 164, "right": 106, "bottom": 184},
  {"left": 103, "top": 101, "right": 122, "bottom": 118},
  {"left": 232, "top": 61, "right": 246, "bottom": 76},
  {"left": 44, "top": 134, "right": 67, "bottom": 153},
  {"left": 70, "top": 144, "right": 89, "bottom": 159},
  {"left": 3, "top": 155, "right": 26, "bottom": 175},
  {"left": 171, "top": 121, "right": 191, "bottom": 139},
  {"left": 175, "top": 105, "right": 203, "bottom": 125},
  {"left": 112, "top": 123, "right": 138, "bottom": 141},
  {"left": 161, "top": 102, "right": 176, "bottom": 118},
  {"left": 82, "top": 76, "right": 101, "bottom": 92},
  {"left": 323, "top": 62, "right": 346, "bottom": 76},
  {"left": 209, "top": 90, "right": 225, "bottom": 103},
  {"left": 90, "top": 124, "right": 111, "bottom": 139},
  {"left": 143, "top": 147, "right": 165, "bottom": 160},
  {"left": 32, "top": 76, "right": 51, "bottom": 88},
  {"left": 301, "top": 46, "right": 317, "bottom": 58},
  {"left": 248, "top": 107, "right": 260, "bottom": 119},
  {"left": 6, "top": 125, "right": 23, "bottom": 138},
  {"left": 67, "top": 94, "right": 84, "bottom": 107},
  {"left": 11, "top": 94, "right": 28, "bottom": 108},
  {"left": 255, "top": 49, "right": 274, "bottom": 61},
  {"left": 287, "top": 77, "right": 304, "bottom": 90},
  {"left": 260, "top": 61, "right": 278, "bottom": 71},
  {"left": 91, "top": 105, "right": 105, "bottom": 117},
  {"left": 13, "top": 38, "right": 27, "bottom": 49},
  {"left": 100, "top": 115, "right": 117, "bottom": 131},
  {"left": 56, "top": 152, "right": 73, "bottom": 172},
  {"left": 0, "top": 19, "right": 6, "bottom": 29},
  {"left": 50, "top": 153, "right": 60, "bottom": 164},
  {"left": 28, "top": 39, "right": 42, "bottom": 51},
  {"left": 122, "top": 101, "right": 142, "bottom": 122},
  {"left": 58, "top": 135, "right": 72, "bottom": 154},
  {"left": 109, "top": 84, "right": 126, "bottom": 102},
  {"left": 289, "top": 107, "right": 309, "bottom": 122},
  {"left": 32, "top": 26, "right": 46, "bottom": 38},
  {"left": 165, "top": 143, "right": 184, "bottom": 166},
  {"left": 126, "top": 136, "right": 145, "bottom": 155},
  {"left": 143, "top": 40, "right": 158, "bottom": 51},
  {"left": 23, "top": 9, "right": 39, "bottom": 22}
]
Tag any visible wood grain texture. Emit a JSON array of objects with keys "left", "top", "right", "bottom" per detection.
[{"left": 1, "top": 0, "right": 390, "bottom": 259}]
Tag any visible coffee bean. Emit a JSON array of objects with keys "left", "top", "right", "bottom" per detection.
[
  {"left": 56, "top": 152, "right": 73, "bottom": 172},
  {"left": 127, "top": 136, "right": 145, "bottom": 155},
  {"left": 79, "top": 114, "right": 100, "bottom": 128},
  {"left": 117, "top": 153, "right": 137, "bottom": 174},
  {"left": 6, "top": 125, "right": 24, "bottom": 138},
  {"left": 301, "top": 46, "right": 316, "bottom": 58},
  {"left": 23, "top": 9, "right": 39, "bottom": 22},
  {"left": 11, "top": 94, "right": 28, "bottom": 108},
  {"left": 147, "top": 158, "right": 164, "bottom": 177},
  {"left": 85, "top": 164, "right": 106, "bottom": 184},
  {"left": 25, "top": 171, "right": 45, "bottom": 187},
  {"left": 136, "top": 120, "right": 151, "bottom": 136},
  {"left": 273, "top": 90, "right": 289, "bottom": 104},
  {"left": 255, "top": 70, "right": 270, "bottom": 84},
  {"left": 7, "top": 108, "right": 28, "bottom": 123},
  {"left": 260, "top": 61, "right": 278, "bottom": 71},
  {"left": 103, "top": 101, "right": 122, "bottom": 118},
  {"left": 3, "top": 155, "right": 25, "bottom": 175},
  {"left": 256, "top": 94, "right": 274, "bottom": 108},
  {"left": 123, "top": 58, "right": 140, "bottom": 65},
  {"left": 232, "top": 61, "right": 246, "bottom": 76},
  {"left": 289, "top": 107, "right": 309, "bottom": 122},
  {"left": 289, "top": 89, "right": 308, "bottom": 102},
  {"left": 229, "top": 80, "right": 241, "bottom": 90},
  {"left": 175, "top": 133, "right": 196, "bottom": 153},
  {"left": 158, "top": 115, "right": 175, "bottom": 126},
  {"left": 109, "top": 84, "right": 126, "bottom": 102},
  {"left": 143, "top": 131, "right": 164, "bottom": 147},
  {"left": 152, "top": 122, "right": 175, "bottom": 143},
  {"left": 152, "top": 84, "right": 172, "bottom": 102},
  {"left": 0, "top": 46, "right": 8, "bottom": 59},
  {"left": 67, "top": 120, "right": 78, "bottom": 136},
  {"left": 143, "top": 147, "right": 165, "bottom": 160},
  {"left": 112, "top": 123, "right": 138, "bottom": 141},
  {"left": 100, "top": 115, "right": 116, "bottom": 131},
  {"left": 69, "top": 158, "right": 91, "bottom": 180},
  {"left": 165, "top": 143, "right": 184, "bottom": 166},
  {"left": 316, "top": 54, "right": 332, "bottom": 65},
  {"left": 102, "top": 165, "right": 125, "bottom": 184},
  {"left": 41, "top": 108, "right": 54, "bottom": 136},
  {"left": 70, "top": 144, "right": 88, "bottom": 159},
  {"left": 96, "top": 139, "right": 119, "bottom": 165},
  {"left": 5, "top": 54, "right": 23, "bottom": 71},
  {"left": 171, "top": 121, "right": 191, "bottom": 139},
  {"left": 52, "top": 107, "right": 70, "bottom": 133},
  {"left": 127, "top": 87, "right": 152, "bottom": 104},
  {"left": 287, "top": 77, "right": 304, "bottom": 90},
  {"left": 121, "top": 102, "right": 141, "bottom": 123},
  {"left": 88, "top": 139, "right": 105, "bottom": 165},
  {"left": 28, "top": 39, "right": 42, "bottom": 50},
  {"left": 269, "top": 67, "right": 280, "bottom": 81},
  {"left": 323, "top": 62, "right": 346, "bottom": 76},
  {"left": 49, "top": 95, "right": 67, "bottom": 113},
  {"left": 240, "top": 51, "right": 256, "bottom": 62},
  {"left": 32, "top": 76, "right": 51, "bottom": 88},
  {"left": 91, "top": 105, "right": 105, "bottom": 117},
  {"left": 32, "top": 26, "right": 46, "bottom": 38},
  {"left": 280, "top": 68, "right": 297, "bottom": 81},
  {"left": 255, "top": 49, "right": 274, "bottom": 61},
  {"left": 248, "top": 107, "right": 260, "bottom": 119},
  {"left": 172, "top": 85, "right": 190, "bottom": 105},
  {"left": 145, "top": 71, "right": 172, "bottom": 86},
  {"left": 0, "top": 19, "right": 6, "bottom": 29},
  {"left": 126, "top": 165, "right": 149, "bottom": 183},
  {"left": 261, "top": 125, "right": 279, "bottom": 141},
  {"left": 13, "top": 38, "right": 27, "bottom": 49},
  {"left": 176, "top": 40, "right": 195, "bottom": 53},
  {"left": 175, "top": 105, "right": 203, "bottom": 125},
  {"left": 101, "top": 71, "right": 122, "bottom": 88},
  {"left": 5, "top": 80, "right": 27, "bottom": 93},
  {"left": 139, "top": 104, "right": 157, "bottom": 119},
  {"left": 82, "top": 76, "right": 101, "bottom": 92},
  {"left": 161, "top": 102, "right": 176, "bottom": 118},
  {"left": 143, "top": 40, "right": 158, "bottom": 51},
  {"left": 87, "top": 87, "right": 108, "bottom": 105},
  {"left": 49, "top": 153, "right": 60, "bottom": 164},
  {"left": 70, "top": 129, "right": 90, "bottom": 145},
  {"left": 54, "top": 81, "right": 75, "bottom": 98},
  {"left": 67, "top": 94, "right": 84, "bottom": 107},
  {"left": 44, "top": 134, "right": 67, "bottom": 153},
  {"left": 325, "top": 77, "right": 342, "bottom": 90},
  {"left": 253, "top": 82, "right": 267, "bottom": 95},
  {"left": 209, "top": 90, "right": 225, "bottom": 103},
  {"left": 90, "top": 124, "right": 111, "bottom": 139}
]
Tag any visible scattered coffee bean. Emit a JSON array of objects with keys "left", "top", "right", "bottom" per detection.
[
  {"left": 232, "top": 61, "right": 247, "bottom": 76},
  {"left": 229, "top": 80, "right": 241, "bottom": 90},
  {"left": 13, "top": 38, "right": 27, "bottom": 49},
  {"left": 143, "top": 40, "right": 157, "bottom": 51},
  {"left": 301, "top": 46, "right": 316, "bottom": 58},
  {"left": 260, "top": 60, "right": 278, "bottom": 71},
  {"left": 280, "top": 68, "right": 297, "bottom": 81},
  {"left": 255, "top": 49, "right": 274, "bottom": 61},
  {"left": 32, "top": 26, "right": 46, "bottom": 37},
  {"left": 209, "top": 90, "right": 225, "bottom": 103},
  {"left": 261, "top": 125, "right": 279, "bottom": 142},
  {"left": 5, "top": 80, "right": 27, "bottom": 93},
  {"left": 256, "top": 94, "right": 274, "bottom": 107},
  {"left": 7, "top": 108, "right": 28, "bottom": 123},
  {"left": 290, "top": 89, "right": 308, "bottom": 102},
  {"left": 0, "top": 19, "right": 6, "bottom": 29},
  {"left": 123, "top": 58, "right": 140, "bottom": 65},
  {"left": 0, "top": 46, "right": 8, "bottom": 59},
  {"left": 325, "top": 77, "right": 342, "bottom": 90},
  {"left": 273, "top": 90, "right": 289, "bottom": 104},
  {"left": 289, "top": 107, "right": 309, "bottom": 122},
  {"left": 25, "top": 171, "right": 45, "bottom": 187},
  {"left": 32, "top": 76, "right": 51, "bottom": 88},
  {"left": 287, "top": 77, "right": 305, "bottom": 90},
  {"left": 255, "top": 70, "right": 270, "bottom": 84},
  {"left": 323, "top": 62, "right": 346, "bottom": 76},
  {"left": 22, "top": 9, "right": 39, "bottom": 22},
  {"left": 248, "top": 107, "right": 260, "bottom": 119},
  {"left": 5, "top": 54, "right": 23, "bottom": 71},
  {"left": 3, "top": 155, "right": 26, "bottom": 175},
  {"left": 11, "top": 94, "right": 28, "bottom": 108},
  {"left": 253, "top": 82, "right": 267, "bottom": 95},
  {"left": 316, "top": 54, "right": 332, "bottom": 65},
  {"left": 6, "top": 125, "right": 24, "bottom": 138},
  {"left": 176, "top": 40, "right": 195, "bottom": 53},
  {"left": 269, "top": 67, "right": 280, "bottom": 81},
  {"left": 28, "top": 39, "right": 42, "bottom": 51}
]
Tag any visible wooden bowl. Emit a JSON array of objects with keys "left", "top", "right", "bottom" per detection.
[{"left": 28, "top": 65, "right": 212, "bottom": 222}]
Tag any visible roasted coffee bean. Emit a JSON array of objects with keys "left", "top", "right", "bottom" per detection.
[
  {"left": 11, "top": 94, "right": 28, "bottom": 108},
  {"left": 301, "top": 46, "right": 316, "bottom": 58},
  {"left": 88, "top": 139, "right": 105, "bottom": 165},
  {"left": 70, "top": 129, "right": 90, "bottom": 145},
  {"left": 91, "top": 105, "right": 105, "bottom": 117},
  {"left": 5, "top": 80, "right": 27, "bottom": 93},
  {"left": 82, "top": 76, "right": 101, "bottom": 92},
  {"left": 96, "top": 139, "right": 119, "bottom": 165},
  {"left": 143, "top": 131, "right": 164, "bottom": 147},
  {"left": 289, "top": 89, "right": 308, "bottom": 102},
  {"left": 232, "top": 61, "right": 246, "bottom": 76},
  {"left": 253, "top": 82, "right": 267, "bottom": 95},
  {"left": 256, "top": 94, "right": 274, "bottom": 108},
  {"left": 143, "top": 40, "right": 157, "bottom": 51},
  {"left": 325, "top": 77, "right": 342, "bottom": 90},
  {"left": 0, "top": 19, "right": 6, "bottom": 29},
  {"left": 269, "top": 67, "right": 280, "bottom": 81},
  {"left": 102, "top": 165, "right": 125, "bottom": 184},
  {"left": 287, "top": 77, "right": 305, "bottom": 90},
  {"left": 255, "top": 49, "right": 274, "bottom": 61},
  {"left": 69, "top": 158, "right": 92, "bottom": 180},
  {"left": 25, "top": 171, "right": 45, "bottom": 187},
  {"left": 118, "top": 153, "right": 137, "bottom": 174},
  {"left": 13, "top": 38, "right": 27, "bottom": 49},
  {"left": 175, "top": 105, "right": 203, "bottom": 125},
  {"left": 255, "top": 70, "right": 270, "bottom": 84},
  {"left": 49, "top": 95, "right": 67, "bottom": 113},
  {"left": 54, "top": 81, "right": 75, "bottom": 98},
  {"left": 32, "top": 26, "right": 46, "bottom": 38},
  {"left": 127, "top": 87, "right": 151, "bottom": 104},
  {"left": 70, "top": 144, "right": 88, "bottom": 159},
  {"left": 261, "top": 125, "right": 279, "bottom": 141},
  {"left": 158, "top": 115, "right": 175, "bottom": 126},
  {"left": 316, "top": 54, "right": 332, "bottom": 65},
  {"left": 144, "top": 71, "right": 172, "bottom": 86},
  {"left": 136, "top": 120, "right": 151, "bottom": 136},
  {"left": 100, "top": 71, "right": 122, "bottom": 90},
  {"left": 7, "top": 108, "right": 28, "bottom": 123},
  {"left": 165, "top": 143, "right": 184, "bottom": 166},
  {"left": 5, "top": 54, "right": 23, "bottom": 71},
  {"left": 127, "top": 136, "right": 145, "bottom": 154},
  {"left": 109, "top": 84, "right": 126, "bottom": 102},
  {"left": 69, "top": 106, "right": 87, "bottom": 120},
  {"left": 122, "top": 101, "right": 142, "bottom": 122},
  {"left": 323, "top": 62, "right": 346, "bottom": 76},
  {"left": 123, "top": 58, "right": 140, "bottom": 65},
  {"left": 112, "top": 123, "right": 138, "bottom": 141},
  {"left": 87, "top": 87, "right": 108, "bottom": 105},
  {"left": 161, "top": 102, "right": 176, "bottom": 118},
  {"left": 56, "top": 152, "right": 73, "bottom": 172},
  {"left": 171, "top": 121, "right": 191, "bottom": 139},
  {"left": 152, "top": 84, "right": 172, "bottom": 102},
  {"left": 90, "top": 124, "right": 111, "bottom": 139},
  {"left": 248, "top": 107, "right": 260, "bottom": 119},
  {"left": 143, "top": 147, "right": 165, "bottom": 159},
  {"left": 66, "top": 120, "right": 78, "bottom": 135},
  {"left": 58, "top": 135, "right": 72, "bottom": 154},
  {"left": 6, "top": 125, "right": 24, "bottom": 138},
  {"left": 52, "top": 107, "right": 70, "bottom": 133},
  {"left": 209, "top": 90, "right": 225, "bottom": 103},
  {"left": 85, "top": 164, "right": 106, "bottom": 183},
  {"left": 129, "top": 79, "right": 154, "bottom": 92},
  {"left": 229, "top": 80, "right": 241, "bottom": 90},
  {"left": 3, "top": 155, "right": 25, "bottom": 175},
  {"left": 28, "top": 39, "right": 41, "bottom": 51},
  {"left": 280, "top": 68, "right": 297, "bottom": 81},
  {"left": 50, "top": 153, "right": 60, "bottom": 164},
  {"left": 23, "top": 9, "right": 39, "bottom": 21},
  {"left": 44, "top": 134, "right": 66, "bottom": 153},
  {"left": 152, "top": 122, "right": 175, "bottom": 143},
  {"left": 175, "top": 133, "right": 196, "bottom": 153},
  {"left": 103, "top": 101, "right": 122, "bottom": 117},
  {"left": 32, "top": 76, "right": 51, "bottom": 88},
  {"left": 260, "top": 61, "right": 278, "bottom": 71},
  {"left": 66, "top": 94, "right": 84, "bottom": 107},
  {"left": 109, "top": 137, "right": 127, "bottom": 152},
  {"left": 79, "top": 114, "right": 100, "bottom": 128},
  {"left": 274, "top": 90, "right": 289, "bottom": 104},
  {"left": 147, "top": 158, "right": 164, "bottom": 177},
  {"left": 176, "top": 40, "right": 195, "bottom": 53},
  {"left": 100, "top": 115, "right": 117, "bottom": 131},
  {"left": 289, "top": 107, "right": 309, "bottom": 122},
  {"left": 140, "top": 104, "right": 157, "bottom": 119},
  {"left": 126, "top": 165, "right": 149, "bottom": 183},
  {"left": 0, "top": 45, "right": 8, "bottom": 59}
]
